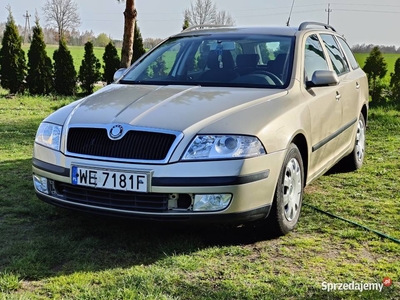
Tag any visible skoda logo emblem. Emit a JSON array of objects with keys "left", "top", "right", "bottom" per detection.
[{"left": 109, "top": 125, "right": 124, "bottom": 140}]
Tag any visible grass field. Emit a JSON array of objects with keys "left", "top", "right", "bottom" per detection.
[
  {"left": 18, "top": 43, "right": 400, "bottom": 81},
  {"left": 0, "top": 89, "right": 399, "bottom": 299},
  {"left": 22, "top": 44, "right": 175, "bottom": 75},
  {"left": 21, "top": 44, "right": 115, "bottom": 73},
  {"left": 355, "top": 53, "right": 400, "bottom": 82}
]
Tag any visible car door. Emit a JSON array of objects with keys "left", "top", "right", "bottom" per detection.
[
  {"left": 319, "top": 34, "right": 359, "bottom": 158},
  {"left": 301, "top": 34, "right": 342, "bottom": 180},
  {"left": 336, "top": 36, "right": 368, "bottom": 152}
]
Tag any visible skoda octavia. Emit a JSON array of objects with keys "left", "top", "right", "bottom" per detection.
[{"left": 32, "top": 22, "right": 368, "bottom": 235}]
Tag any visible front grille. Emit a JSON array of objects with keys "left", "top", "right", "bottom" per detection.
[
  {"left": 54, "top": 182, "right": 169, "bottom": 212},
  {"left": 67, "top": 128, "right": 176, "bottom": 160}
]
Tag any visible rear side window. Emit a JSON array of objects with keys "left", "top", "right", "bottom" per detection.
[
  {"left": 337, "top": 37, "right": 359, "bottom": 70},
  {"left": 304, "top": 34, "right": 329, "bottom": 81},
  {"left": 320, "top": 34, "right": 350, "bottom": 76}
]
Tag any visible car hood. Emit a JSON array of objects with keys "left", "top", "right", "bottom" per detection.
[{"left": 66, "top": 84, "right": 287, "bottom": 132}]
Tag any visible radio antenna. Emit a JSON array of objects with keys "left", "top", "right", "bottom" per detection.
[{"left": 286, "top": 0, "right": 296, "bottom": 26}]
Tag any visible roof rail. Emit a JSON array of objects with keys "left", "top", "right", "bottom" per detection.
[
  {"left": 182, "top": 24, "right": 233, "bottom": 32},
  {"left": 299, "top": 21, "right": 336, "bottom": 32}
]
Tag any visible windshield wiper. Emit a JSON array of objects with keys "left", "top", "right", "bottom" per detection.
[{"left": 119, "top": 80, "right": 142, "bottom": 85}]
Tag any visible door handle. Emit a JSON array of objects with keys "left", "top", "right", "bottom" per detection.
[
  {"left": 335, "top": 91, "right": 341, "bottom": 101},
  {"left": 356, "top": 82, "right": 360, "bottom": 89}
]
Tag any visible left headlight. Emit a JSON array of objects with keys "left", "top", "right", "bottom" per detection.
[
  {"left": 35, "top": 122, "right": 62, "bottom": 151},
  {"left": 182, "top": 135, "right": 266, "bottom": 160}
]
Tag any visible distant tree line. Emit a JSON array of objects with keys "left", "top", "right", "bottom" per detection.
[
  {"left": 0, "top": 21, "right": 163, "bottom": 50},
  {"left": 143, "top": 38, "right": 164, "bottom": 50},
  {"left": 352, "top": 43, "right": 400, "bottom": 54},
  {"left": 0, "top": 8, "right": 145, "bottom": 96},
  {"left": 183, "top": 0, "right": 235, "bottom": 27},
  {"left": 0, "top": 22, "right": 123, "bottom": 48}
]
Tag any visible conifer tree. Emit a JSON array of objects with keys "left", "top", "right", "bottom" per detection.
[
  {"left": 131, "top": 21, "right": 146, "bottom": 64},
  {"left": 27, "top": 15, "right": 53, "bottom": 95},
  {"left": 103, "top": 41, "right": 120, "bottom": 84},
  {"left": 363, "top": 46, "right": 387, "bottom": 103},
  {"left": 53, "top": 38, "right": 77, "bottom": 95},
  {"left": 151, "top": 57, "right": 167, "bottom": 77},
  {"left": 182, "top": 17, "right": 190, "bottom": 31},
  {"left": 0, "top": 7, "right": 27, "bottom": 94},
  {"left": 79, "top": 41, "right": 101, "bottom": 94},
  {"left": 390, "top": 58, "right": 400, "bottom": 106}
]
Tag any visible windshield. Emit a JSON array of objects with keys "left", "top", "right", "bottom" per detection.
[{"left": 120, "top": 34, "right": 294, "bottom": 88}]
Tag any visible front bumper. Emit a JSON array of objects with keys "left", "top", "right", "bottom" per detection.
[
  {"left": 32, "top": 144, "right": 286, "bottom": 223},
  {"left": 35, "top": 191, "right": 272, "bottom": 223}
]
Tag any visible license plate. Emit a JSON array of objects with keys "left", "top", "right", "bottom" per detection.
[{"left": 71, "top": 166, "right": 148, "bottom": 192}]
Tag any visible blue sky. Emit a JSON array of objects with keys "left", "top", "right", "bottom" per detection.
[{"left": 2, "top": 0, "right": 400, "bottom": 46}]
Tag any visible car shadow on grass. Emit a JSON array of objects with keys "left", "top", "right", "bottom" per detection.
[{"left": 0, "top": 157, "right": 280, "bottom": 280}]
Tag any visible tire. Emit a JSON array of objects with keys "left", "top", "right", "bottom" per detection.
[
  {"left": 345, "top": 113, "right": 366, "bottom": 170},
  {"left": 267, "top": 143, "right": 304, "bottom": 236}
]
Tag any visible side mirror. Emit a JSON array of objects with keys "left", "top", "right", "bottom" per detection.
[
  {"left": 306, "top": 70, "right": 339, "bottom": 88},
  {"left": 113, "top": 68, "right": 127, "bottom": 82}
]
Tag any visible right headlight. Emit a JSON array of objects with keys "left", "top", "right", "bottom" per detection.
[
  {"left": 182, "top": 135, "right": 266, "bottom": 160},
  {"left": 35, "top": 122, "right": 62, "bottom": 151}
]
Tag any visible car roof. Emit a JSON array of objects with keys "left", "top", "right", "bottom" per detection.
[
  {"left": 176, "top": 26, "right": 299, "bottom": 37},
  {"left": 174, "top": 22, "right": 338, "bottom": 38}
]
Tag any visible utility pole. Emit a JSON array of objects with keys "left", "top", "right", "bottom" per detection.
[
  {"left": 23, "top": 10, "right": 31, "bottom": 44},
  {"left": 325, "top": 3, "right": 332, "bottom": 25}
]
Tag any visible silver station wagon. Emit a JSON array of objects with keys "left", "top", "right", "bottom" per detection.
[{"left": 32, "top": 22, "right": 368, "bottom": 235}]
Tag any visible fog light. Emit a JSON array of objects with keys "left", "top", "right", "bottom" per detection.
[
  {"left": 193, "top": 194, "right": 232, "bottom": 211},
  {"left": 33, "top": 175, "right": 49, "bottom": 194}
]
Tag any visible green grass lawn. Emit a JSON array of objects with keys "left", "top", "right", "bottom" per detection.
[{"left": 0, "top": 90, "right": 399, "bottom": 299}]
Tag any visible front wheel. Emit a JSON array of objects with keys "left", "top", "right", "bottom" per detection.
[{"left": 267, "top": 143, "right": 304, "bottom": 236}]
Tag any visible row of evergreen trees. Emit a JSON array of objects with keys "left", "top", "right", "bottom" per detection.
[
  {"left": 0, "top": 10, "right": 146, "bottom": 96},
  {"left": 2, "top": 9, "right": 399, "bottom": 106}
]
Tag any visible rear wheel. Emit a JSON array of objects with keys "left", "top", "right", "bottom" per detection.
[
  {"left": 343, "top": 113, "right": 366, "bottom": 170},
  {"left": 267, "top": 143, "right": 304, "bottom": 236}
]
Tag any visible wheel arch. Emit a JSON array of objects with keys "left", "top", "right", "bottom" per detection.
[
  {"left": 361, "top": 104, "right": 368, "bottom": 126},
  {"left": 291, "top": 133, "right": 308, "bottom": 186}
]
